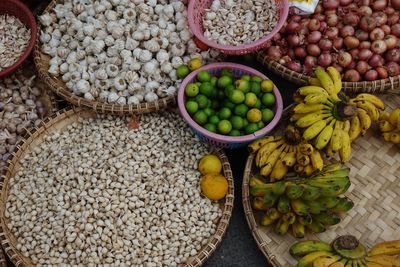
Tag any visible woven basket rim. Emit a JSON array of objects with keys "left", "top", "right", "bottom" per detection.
[
  {"left": 257, "top": 51, "right": 400, "bottom": 95},
  {"left": 33, "top": 0, "right": 177, "bottom": 115},
  {"left": 0, "top": 107, "right": 234, "bottom": 267}
]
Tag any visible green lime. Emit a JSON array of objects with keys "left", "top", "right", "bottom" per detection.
[
  {"left": 242, "top": 118, "right": 249, "bottom": 128},
  {"left": 234, "top": 104, "right": 249, "bottom": 117},
  {"left": 261, "top": 93, "right": 276, "bottom": 107},
  {"left": 244, "top": 92, "right": 257, "bottom": 107},
  {"left": 218, "top": 120, "right": 232, "bottom": 135},
  {"left": 251, "top": 76, "right": 263, "bottom": 83},
  {"left": 204, "top": 123, "right": 217, "bottom": 133},
  {"left": 229, "top": 90, "right": 245, "bottom": 104},
  {"left": 210, "top": 88, "right": 218, "bottom": 99},
  {"left": 224, "top": 84, "right": 235, "bottom": 98},
  {"left": 245, "top": 123, "right": 259, "bottom": 134},
  {"left": 235, "top": 79, "right": 250, "bottom": 93},
  {"left": 230, "top": 116, "right": 244, "bottom": 130},
  {"left": 195, "top": 82, "right": 202, "bottom": 87},
  {"left": 176, "top": 65, "right": 190, "bottom": 79},
  {"left": 199, "top": 82, "right": 214, "bottom": 98},
  {"left": 222, "top": 99, "right": 235, "bottom": 110},
  {"left": 218, "top": 76, "right": 233, "bottom": 88},
  {"left": 193, "top": 110, "right": 208, "bottom": 125},
  {"left": 247, "top": 108, "right": 262, "bottom": 123},
  {"left": 257, "top": 121, "right": 265, "bottom": 130},
  {"left": 212, "top": 99, "right": 220, "bottom": 109},
  {"left": 195, "top": 94, "right": 209, "bottom": 109},
  {"left": 217, "top": 90, "right": 225, "bottom": 100},
  {"left": 255, "top": 99, "right": 262, "bottom": 109},
  {"left": 261, "top": 80, "right": 274, "bottom": 93},
  {"left": 206, "top": 99, "right": 212, "bottom": 108},
  {"left": 250, "top": 81, "right": 261, "bottom": 95},
  {"left": 220, "top": 69, "right": 234, "bottom": 77},
  {"left": 210, "top": 76, "right": 218, "bottom": 87},
  {"left": 229, "top": 129, "right": 241, "bottom": 136},
  {"left": 218, "top": 107, "right": 231, "bottom": 120},
  {"left": 197, "top": 70, "right": 211, "bottom": 82},
  {"left": 208, "top": 115, "right": 220, "bottom": 125},
  {"left": 203, "top": 107, "right": 215, "bottom": 117},
  {"left": 185, "top": 83, "right": 199, "bottom": 97},
  {"left": 241, "top": 74, "right": 251, "bottom": 81},
  {"left": 262, "top": 108, "right": 275, "bottom": 123},
  {"left": 185, "top": 100, "right": 198, "bottom": 114}
]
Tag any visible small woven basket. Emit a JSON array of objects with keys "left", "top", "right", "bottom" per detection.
[
  {"left": 0, "top": 248, "right": 6, "bottom": 267},
  {"left": 242, "top": 94, "right": 400, "bottom": 266},
  {"left": 177, "top": 62, "right": 284, "bottom": 149},
  {"left": 0, "top": 0, "right": 37, "bottom": 78},
  {"left": 187, "top": 0, "right": 289, "bottom": 55},
  {"left": 257, "top": 51, "right": 400, "bottom": 95},
  {"left": 0, "top": 108, "right": 234, "bottom": 267},
  {"left": 33, "top": 0, "right": 176, "bottom": 115}
]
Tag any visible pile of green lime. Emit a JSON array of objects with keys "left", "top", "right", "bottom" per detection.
[{"left": 184, "top": 69, "right": 276, "bottom": 136}]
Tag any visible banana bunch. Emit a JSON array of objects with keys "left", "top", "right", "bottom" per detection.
[
  {"left": 249, "top": 126, "right": 324, "bottom": 181},
  {"left": 292, "top": 67, "right": 385, "bottom": 162},
  {"left": 250, "top": 163, "right": 353, "bottom": 237},
  {"left": 378, "top": 108, "right": 400, "bottom": 144},
  {"left": 290, "top": 235, "right": 400, "bottom": 267}
]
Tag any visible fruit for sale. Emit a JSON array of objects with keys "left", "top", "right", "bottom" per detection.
[
  {"left": 291, "top": 67, "right": 385, "bottom": 162},
  {"left": 200, "top": 173, "right": 228, "bottom": 201},
  {"left": 250, "top": 163, "right": 353, "bottom": 237},
  {"left": 198, "top": 154, "right": 223, "bottom": 175},
  {"left": 291, "top": 235, "right": 400, "bottom": 267},
  {"left": 378, "top": 108, "right": 400, "bottom": 144}
]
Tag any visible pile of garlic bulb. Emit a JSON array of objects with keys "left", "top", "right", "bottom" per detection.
[{"left": 39, "top": 0, "right": 219, "bottom": 105}]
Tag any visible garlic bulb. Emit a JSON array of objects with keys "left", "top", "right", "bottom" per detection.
[
  {"left": 75, "top": 79, "right": 90, "bottom": 94},
  {"left": 139, "top": 50, "right": 152, "bottom": 63},
  {"left": 106, "top": 64, "right": 119, "bottom": 78}
]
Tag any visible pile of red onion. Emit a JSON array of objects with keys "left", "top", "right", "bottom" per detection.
[{"left": 265, "top": 0, "right": 400, "bottom": 81}]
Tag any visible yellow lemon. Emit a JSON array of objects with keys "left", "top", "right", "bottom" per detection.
[
  {"left": 198, "top": 154, "right": 222, "bottom": 175},
  {"left": 188, "top": 58, "right": 203, "bottom": 71},
  {"left": 247, "top": 108, "right": 262, "bottom": 123},
  {"left": 200, "top": 173, "right": 228, "bottom": 201}
]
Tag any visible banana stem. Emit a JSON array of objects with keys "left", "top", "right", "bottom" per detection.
[
  {"left": 332, "top": 235, "right": 359, "bottom": 250},
  {"left": 332, "top": 102, "right": 357, "bottom": 120}
]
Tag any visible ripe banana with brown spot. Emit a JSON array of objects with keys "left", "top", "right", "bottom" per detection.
[
  {"left": 349, "top": 115, "right": 362, "bottom": 141},
  {"left": 256, "top": 139, "right": 285, "bottom": 167},
  {"left": 331, "top": 121, "right": 344, "bottom": 152},
  {"left": 260, "top": 144, "right": 288, "bottom": 177},
  {"left": 353, "top": 94, "right": 385, "bottom": 110},
  {"left": 303, "top": 117, "right": 334, "bottom": 141},
  {"left": 339, "top": 130, "right": 352, "bottom": 162},
  {"left": 354, "top": 100, "right": 380, "bottom": 121},
  {"left": 357, "top": 109, "right": 372, "bottom": 135},
  {"left": 315, "top": 119, "right": 336, "bottom": 150}
]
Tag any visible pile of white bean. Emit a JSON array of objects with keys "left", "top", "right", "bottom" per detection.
[{"left": 5, "top": 112, "right": 222, "bottom": 266}]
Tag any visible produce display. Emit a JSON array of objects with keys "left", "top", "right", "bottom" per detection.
[
  {"left": 379, "top": 108, "right": 400, "bottom": 143},
  {"left": 250, "top": 163, "right": 353, "bottom": 237},
  {"left": 0, "top": 67, "right": 51, "bottom": 170},
  {"left": 290, "top": 235, "right": 400, "bottom": 267},
  {"left": 249, "top": 126, "right": 324, "bottom": 180},
  {"left": 183, "top": 69, "right": 276, "bottom": 136},
  {"left": 291, "top": 67, "right": 385, "bottom": 161},
  {"left": 202, "top": 0, "right": 279, "bottom": 46},
  {"left": 0, "top": 14, "right": 31, "bottom": 72},
  {"left": 38, "top": 0, "right": 219, "bottom": 105},
  {"left": 4, "top": 112, "right": 222, "bottom": 266},
  {"left": 266, "top": 0, "right": 400, "bottom": 82}
]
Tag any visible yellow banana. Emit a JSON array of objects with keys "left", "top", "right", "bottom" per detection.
[
  {"left": 390, "top": 131, "right": 400, "bottom": 144},
  {"left": 369, "top": 240, "right": 400, "bottom": 256},
  {"left": 354, "top": 93, "right": 385, "bottom": 110},
  {"left": 380, "top": 111, "right": 390, "bottom": 121},
  {"left": 294, "top": 163, "right": 304, "bottom": 173},
  {"left": 315, "top": 67, "right": 336, "bottom": 97},
  {"left": 339, "top": 130, "right": 351, "bottom": 162},
  {"left": 342, "top": 120, "right": 351, "bottom": 133},
  {"left": 327, "top": 66, "right": 342, "bottom": 95},
  {"left": 296, "top": 110, "right": 332, "bottom": 128},
  {"left": 379, "top": 120, "right": 396, "bottom": 132},
  {"left": 326, "top": 141, "right": 334, "bottom": 158},
  {"left": 309, "top": 77, "right": 323, "bottom": 86},
  {"left": 260, "top": 145, "right": 287, "bottom": 177},
  {"left": 298, "top": 85, "right": 329, "bottom": 96},
  {"left": 365, "top": 262, "right": 383, "bottom": 267},
  {"left": 291, "top": 112, "right": 307, "bottom": 122},
  {"left": 302, "top": 164, "right": 315, "bottom": 176},
  {"left": 256, "top": 139, "right": 285, "bottom": 167},
  {"left": 293, "top": 103, "right": 330, "bottom": 114},
  {"left": 297, "top": 153, "right": 310, "bottom": 166},
  {"left": 354, "top": 100, "right": 380, "bottom": 121},
  {"left": 310, "top": 149, "right": 324, "bottom": 171},
  {"left": 315, "top": 119, "right": 336, "bottom": 150},
  {"left": 270, "top": 158, "right": 289, "bottom": 181},
  {"left": 282, "top": 151, "right": 297, "bottom": 167},
  {"left": 366, "top": 255, "right": 400, "bottom": 266},
  {"left": 389, "top": 108, "right": 400, "bottom": 126},
  {"left": 330, "top": 262, "right": 346, "bottom": 267},
  {"left": 358, "top": 109, "right": 372, "bottom": 135},
  {"left": 349, "top": 115, "right": 362, "bottom": 141},
  {"left": 304, "top": 93, "right": 332, "bottom": 105},
  {"left": 248, "top": 136, "right": 277, "bottom": 153},
  {"left": 299, "top": 143, "right": 314, "bottom": 155},
  {"left": 382, "top": 132, "right": 392, "bottom": 142},
  {"left": 331, "top": 121, "right": 344, "bottom": 151},
  {"left": 303, "top": 117, "right": 333, "bottom": 141}
]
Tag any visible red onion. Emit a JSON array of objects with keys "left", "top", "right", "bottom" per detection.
[
  {"left": 279, "top": 56, "right": 291, "bottom": 65},
  {"left": 344, "top": 13, "right": 361, "bottom": 26},
  {"left": 370, "top": 28, "right": 385, "bottom": 40},
  {"left": 391, "top": 23, "right": 400, "bottom": 37},
  {"left": 360, "top": 0, "right": 371, "bottom": 6},
  {"left": 294, "top": 47, "right": 307, "bottom": 58},
  {"left": 359, "top": 41, "right": 372, "bottom": 49},
  {"left": 307, "top": 44, "right": 322, "bottom": 56},
  {"left": 304, "top": 56, "right": 318, "bottom": 68},
  {"left": 320, "top": 21, "right": 328, "bottom": 32},
  {"left": 318, "top": 52, "right": 333, "bottom": 66},
  {"left": 348, "top": 60, "right": 357, "bottom": 69},
  {"left": 333, "top": 37, "right": 344, "bottom": 49},
  {"left": 299, "top": 23, "right": 310, "bottom": 35},
  {"left": 376, "top": 66, "right": 389, "bottom": 78},
  {"left": 388, "top": 14, "right": 400, "bottom": 25},
  {"left": 287, "top": 21, "right": 300, "bottom": 33},
  {"left": 364, "top": 69, "right": 379, "bottom": 80},
  {"left": 340, "top": 0, "right": 352, "bottom": 5},
  {"left": 381, "top": 24, "right": 391, "bottom": 34},
  {"left": 287, "top": 35, "right": 301, "bottom": 47},
  {"left": 368, "top": 54, "right": 385, "bottom": 67},
  {"left": 266, "top": 46, "right": 282, "bottom": 60},
  {"left": 358, "top": 6, "right": 373, "bottom": 16},
  {"left": 291, "top": 15, "right": 302, "bottom": 22},
  {"left": 344, "top": 69, "right": 361, "bottom": 81},
  {"left": 307, "top": 31, "right": 322, "bottom": 43},
  {"left": 386, "top": 62, "right": 400, "bottom": 76},
  {"left": 356, "top": 61, "right": 370, "bottom": 74},
  {"left": 385, "top": 48, "right": 400, "bottom": 62},
  {"left": 385, "top": 7, "right": 395, "bottom": 15},
  {"left": 371, "top": 40, "right": 388, "bottom": 54},
  {"left": 313, "top": 14, "right": 326, "bottom": 22},
  {"left": 392, "top": 0, "right": 400, "bottom": 9},
  {"left": 309, "top": 19, "right": 321, "bottom": 31},
  {"left": 340, "top": 25, "right": 355, "bottom": 37},
  {"left": 338, "top": 51, "right": 353, "bottom": 67},
  {"left": 373, "top": 12, "right": 388, "bottom": 26},
  {"left": 326, "top": 13, "right": 339, "bottom": 26},
  {"left": 319, "top": 39, "right": 333, "bottom": 50},
  {"left": 350, "top": 48, "right": 360, "bottom": 59},
  {"left": 323, "top": 0, "right": 340, "bottom": 9},
  {"left": 325, "top": 10, "right": 336, "bottom": 15},
  {"left": 355, "top": 30, "right": 370, "bottom": 41},
  {"left": 384, "top": 35, "right": 398, "bottom": 49},
  {"left": 273, "top": 33, "right": 282, "bottom": 41},
  {"left": 372, "top": 0, "right": 387, "bottom": 11},
  {"left": 344, "top": 36, "right": 360, "bottom": 48},
  {"left": 287, "top": 49, "right": 295, "bottom": 59},
  {"left": 287, "top": 61, "right": 303, "bottom": 72},
  {"left": 326, "top": 27, "right": 339, "bottom": 39},
  {"left": 315, "top": 4, "right": 324, "bottom": 13},
  {"left": 359, "top": 48, "right": 373, "bottom": 60},
  {"left": 360, "top": 16, "right": 378, "bottom": 32},
  {"left": 332, "top": 63, "right": 344, "bottom": 73}
]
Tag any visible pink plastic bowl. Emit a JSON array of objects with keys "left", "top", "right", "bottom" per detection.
[
  {"left": 177, "top": 62, "right": 283, "bottom": 149},
  {"left": 188, "top": 0, "right": 289, "bottom": 55}
]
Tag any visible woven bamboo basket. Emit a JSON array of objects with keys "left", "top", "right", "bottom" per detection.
[
  {"left": 0, "top": 248, "right": 6, "bottom": 267},
  {"left": 33, "top": 0, "right": 177, "bottom": 115},
  {"left": 242, "top": 94, "right": 400, "bottom": 266},
  {"left": 0, "top": 107, "right": 234, "bottom": 267},
  {"left": 257, "top": 51, "right": 400, "bottom": 95}
]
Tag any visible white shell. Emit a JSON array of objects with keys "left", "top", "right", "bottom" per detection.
[
  {"left": 165, "top": 86, "right": 177, "bottom": 96},
  {"left": 106, "top": 46, "right": 119, "bottom": 57},
  {"left": 105, "top": 10, "right": 118, "bottom": 21},
  {"left": 62, "top": 73, "right": 71, "bottom": 82},
  {"left": 96, "top": 79, "right": 110, "bottom": 90},
  {"left": 49, "top": 56, "right": 61, "bottom": 66},
  {"left": 127, "top": 96, "right": 140, "bottom": 105},
  {"left": 39, "top": 31, "right": 51, "bottom": 44},
  {"left": 167, "top": 23, "right": 176, "bottom": 33},
  {"left": 144, "top": 92, "right": 158, "bottom": 102},
  {"left": 149, "top": 25, "right": 160, "bottom": 37},
  {"left": 132, "top": 31, "right": 144, "bottom": 41},
  {"left": 145, "top": 81, "right": 160, "bottom": 91},
  {"left": 116, "top": 96, "right": 127, "bottom": 105},
  {"left": 176, "top": 18, "right": 187, "bottom": 32},
  {"left": 114, "top": 39, "right": 125, "bottom": 51},
  {"left": 70, "top": 71, "right": 82, "bottom": 81},
  {"left": 76, "top": 49, "right": 87, "bottom": 60},
  {"left": 127, "top": 82, "right": 141, "bottom": 94},
  {"left": 66, "top": 52, "right": 77, "bottom": 64},
  {"left": 49, "top": 38, "right": 60, "bottom": 48},
  {"left": 111, "top": 25, "right": 124, "bottom": 39},
  {"left": 52, "top": 29, "right": 62, "bottom": 40},
  {"left": 84, "top": 92, "right": 95, "bottom": 100},
  {"left": 82, "top": 36, "right": 93, "bottom": 47},
  {"left": 169, "top": 69, "right": 177, "bottom": 80},
  {"left": 159, "top": 37, "right": 169, "bottom": 49},
  {"left": 76, "top": 80, "right": 91, "bottom": 94},
  {"left": 143, "top": 39, "right": 160, "bottom": 53},
  {"left": 95, "top": 68, "right": 108, "bottom": 80},
  {"left": 95, "top": 29, "right": 108, "bottom": 40},
  {"left": 123, "top": 8, "right": 136, "bottom": 20},
  {"left": 180, "top": 29, "right": 192, "bottom": 42},
  {"left": 119, "top": 50, "right": 131, "bottom": 59},
  {"left": 104, "top": 36, "right": 115, "bottom": 47},
  {"left": 171, "top": 57, "right": 183, "bottom": 68},
  {"left": 68, "top": 40, "right": 79, "bottom": 50},
  {"left": 107, "top": 91, "right": 119, "bottom": 103},
  {"left": 156, "top": 49, "right": 169, "bottom": 63},
  {"left": 160, "top": 62, "right": 172, "bottom": 74},
  {"left": 60, "top": 63, "right": 69, "bottom": 74},
  {"left": 154, "top": 5, "right": 164, "bottom": 15},
  {"left": 114, "top": 77, "right": 127, "bottom": 91},
  {"left": 99, "top": 90, "right": 109, "bottom": 101},
  {"left": 163, "top": 5, "right": 174, "bottom": 19},
  {"left": 171, "top": 44, "right": 185, "bottom": 57},
  {"left": 125, "top": 38, "right": 139, "bottom": 50},
  {"left": 39, "top": 13, "right": 53, "bottom": 26},
  {"left": 91, "top": 40, "right": 106, "bottom": 54},
  {"left": 48, "top": 64, "right": 59, "bottom": 76},
  {"left": 83, "top": 24, "right": 95, "bottom": 36},
  {"left": 172, "top": 1, "right": 185, "bottom": 13},
  {"left": 138, "top": 50, "right": 152, "bottom": 63}
]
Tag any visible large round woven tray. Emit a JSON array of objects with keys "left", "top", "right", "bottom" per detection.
[
  {"left": 257, "top": 51, "right": 400, "bottom": 95},
  {"left": 33, "top": 0, "right": 177, "bottom": 115},
  {"left": 0, "top": 107, "right": 234, "bottom": 267},
  {"left": 0, "top": 248, "right": 6, "bottom": 267},
  {"left": 242, "top": 94, "right": 400, "bottom": 266}
]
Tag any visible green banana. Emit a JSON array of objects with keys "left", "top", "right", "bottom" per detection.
[
  {"left": 250, "top": 183, "right": 273, "bottom": 197},
  {"left": 330, "top": 197, "right": 354, "bottom": 213},
  {"left": 265, "top": 207, "right": 281, "bottom": 220},
  {"left": 289, "top": 240, "right": 333, "bottom": 257},
  {"left": 275, "top": 214, "right": 293, "bottom": 235},
  {"left": 291, "top": 199, "right": 310, "bottom": 216},
  {"left": 271, "top": 181, "right": 286, "bottom": 195},
  {"left": 311, "top": 168, "right": 350, "bottom": 179},
  {"left": 263, "top": 190, "right": 279, "bottom": 208},
  {"left": 301, "top": 184, "right": 322, "bottom": 201},
  {"left": 277, "top": 195, "right": 291, "bottom": 214},
  {"left": 286, "top": 182, "right": 305, "bottom": 199},
  {"left": 313, "top": 212, "right": 341, "bottom": 225},
  {"left": 252, "top": 197, "right": 268, "bottom": 211},
  {"left": 305, "top": 201, "right": 327, "bottom": 214},
  {"left": 297, "top": 251, "right": 334, "bottom": 267},
  {"left": 318, "top": 196, "right": 341, "bottom": 209},
  {"left": 306, "top": 219, "right": 326, "bottom": 233},
  {"left": 297, "top": 214, "right": 313, "bottom": 225},
  {"left": 292, "top": 221, "right": 306, "bottom": 238}
]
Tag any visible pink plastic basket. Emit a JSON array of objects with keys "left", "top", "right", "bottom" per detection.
[
  {"left": 177, "top": 62, "right": 284, "bottom": 149},
  {"left": 187, "top": 0, "right": 289, "bottom": 55}
]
